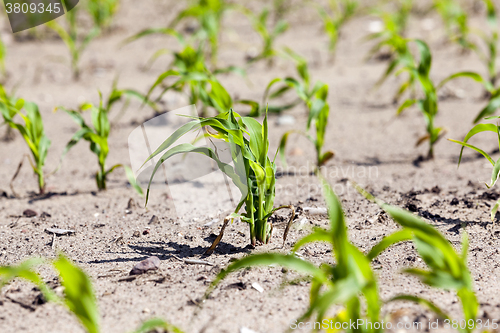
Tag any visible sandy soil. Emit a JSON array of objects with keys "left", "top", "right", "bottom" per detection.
[{"left": 2, "top": 1, "right": 500, "bottom": 332}]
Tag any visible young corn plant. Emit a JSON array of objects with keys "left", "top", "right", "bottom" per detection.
[
  {"left": 316, "top": 0, "right": 358, "bottom": 57},
  {"left": 433, "top": 0, "right": 473, "bottom": 49},
  {"left": 169, "top": 0, "right": 233, "bottom": 66},
  {"left": 354, "top": 182, "right": 478, "bottom": 333},
  {"left": 364, "top": 0, "right": 413, "bottom": 63},
  {"left": 47, "top": 6, "right": 101, "bottom": 80},
  {"left": 142, "top": 109, "right": 294, "bottom": 251},
  {"left": 0, "top": 254, "right": 184, "bottom": 333},
  {"left": 261, "top": 48, "right": 326, "bottom": 115},
  {"left": 58, "top": 98, "right": 142, "bottom": 194},
  {"left": 448, "top": 116, "right": 500, "bottom": 220},
  {"left": 396, "top": 40, "right": 447, "bottom": 159},
  {"left": 435, "top": 1, "right": 499, "bottom": 121},
  {"left": 205, "top": 177, "right": 381, "bottom": 331},
  {"left": 242, "top": 7, "right": 289, "bottom": 65},
  {"left": 86, "top": 0, "right": 119, "bottom": 31},
  {"left": 279, "top": 83, "right": 334, "bottom": 169},
  {"left": 144, "top": 43, "right": 251, "bottom": 116},
  {"left": 0, "top": 88, "right": 51, "bottom": 194}
]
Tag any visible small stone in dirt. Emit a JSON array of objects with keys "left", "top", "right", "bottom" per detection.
[
  {"left": 450, "top": 198, "right": 459, "bottom": 206},
  {"left": 464, "top": 199, "right": 473, "bottom": 208},
  {"left": 130, "top": 256, "right": 161, "bottom": 275},
  {"left": 132, "top": 231, "right": 140, "bottom": 237},
  {"left": 23, "top": 209, "right": 37, "bottom": 217},
  {"left": 0, "top": 190, "right": 7, "bottom": 198},
  {"left": 148, "top": 215, "right": 160, "bottom": 225},
  {"left": 142, "top": 229, "right": 150, "bottom": 235}
]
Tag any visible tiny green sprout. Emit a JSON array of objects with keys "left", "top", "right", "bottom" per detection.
[
  {"left": 142, "top": 109, "right": 294, "bottom": 251},
  {"left": 449, "top": 116, "right": 500, "bottom": 220},
  {"left": 47, "top": 6, "right": 101, "bottom": 80},
  {"left": 0, "top": 254, "right": 185, "bottom": 333},
  {"left": 279, "top": 83, "right": 334, "bottom": 169},
  {"left": 316, "top": 0, "right": 358, "bottom": 57},
  {"left": 242, "top": 7, "right": 289, "bottom": 65},
  {"left": 58, "top": 94, "right": 142, "bottom": 194},
  {"left": 86, "top": 0, "right": 119, "bottom": 31},
  {"left": 0, "top": 88, "right": 51, "bottom": 194}
]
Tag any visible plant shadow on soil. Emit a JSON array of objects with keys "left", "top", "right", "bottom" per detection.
[{"left": 87, "top": 238, "right": 251, "bottom": 265}]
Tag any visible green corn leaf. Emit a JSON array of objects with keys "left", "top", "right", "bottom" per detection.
[
  {"left": 0, "top": 258, "right": 59, "bottom": 303},
  {"left": 206, "top": 253, "right": 330, "bottom": 297},
  {"left": 486, "top": 158, "right": 500, "bottom": 188},
  {"left": 367, "top": 229, "right": 413, "bottom": 260},
  {"left": 474, "top": 96, "right": 500, "bottom": 123},
  {"left": 53, "top": 254, "right": 99, "bottom": 333},
  {"left": 292, "top": 228, "right": 332, "bottom": 252},
  {"left": 452, "top": 123, "right": 497, "bottom": 167},
  {"left": 437, "top": 71, "right": 494, "bottom": 93},
  {"left": 448, "top": 139, "right": 495, "bottom": 166}
]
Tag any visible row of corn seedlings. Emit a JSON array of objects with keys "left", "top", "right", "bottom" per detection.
[{"left": 0, "top": 82, "right": 148, "bottom": 195}]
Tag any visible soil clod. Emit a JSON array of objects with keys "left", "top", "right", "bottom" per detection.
[{"left": 22, "top": 209, "right": 37, "bottom": 217}]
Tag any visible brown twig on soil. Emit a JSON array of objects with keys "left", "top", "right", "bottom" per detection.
[
  {"left": 277, "top": 205, "right": 295, "bottom": 247},
  {"left": 204, "top": 216, "right": 231, "bottom": 255}
]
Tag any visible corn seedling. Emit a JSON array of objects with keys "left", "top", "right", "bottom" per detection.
[
  {"left": 433, "top": 0, "right": 473, "bottom": 49},
  {"left": 86, "top": 0, "right": 119, "bottom": 31},
  {"left": 169, "top": 0, "right": 234, "bottom": 66},
  {"left": 262, "top": 48, "right": 326, "bottom": 115},
  {"left": 354, "top": 182, "right": 478, "bottom": 333},
  {"left": 144, "top": 43, "right": 252, "bottom": 116},
  {"left": 242, "top": 7, "right": 289, "bottom": 65},
  {"left": 396, "top": 39, "right": 448, "bottom": 159},
  {"left": 47, "top": 6, "right": 101, "bottom": 80},
  {"left": 435, "top": 1, "right": 499, "bottom": 122},
  {"left": 142, "top": 109, "right": 294, "bottom": 250},
  {"left": 0, "top": 88, "right": 51, "bottom": 194},
  {"left": 316, "top": 0, "right": 358, "bottom": 57},
  {"left": 279, "top": 83, "right": 334, "bottom": 169},
  {"left": 58, "top": 97, "right": 142, "bottom": 194},
  {"left": 448, "top": 116, "right": 500, "bottom": 220},
  {"left": 364, "top": 0, "right": 413, "bottom": 63},
  {"left": 0, "top": 254, "right": 184, "bottom": 333},
  {"left": 205, "top": 177, "right": 381, "bottom": 331}
]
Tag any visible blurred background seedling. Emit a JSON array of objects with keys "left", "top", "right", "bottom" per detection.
[
  {"left": 47, "top": 5, "right": 101, "bottom": 80},
  {"left": 58, "top": 96, "right": 142, "bottom": 194},
  {"left": 242, "top": 7, "right": 289, "bottom": 66},
  {"left": 316, "top": 0, "right": 359, "bottom": 59},
  {"left": 86, "top": 0, "right": 119, "bottom": 32},
  {"left": 395, "top": 40, "right": 450, "bottom": 159},
  {"left": 0, "top": 88, "right": 51, "bottom": 194},
  {"left": 279, "top": 83, "right": 334, "bottom": 169}
]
